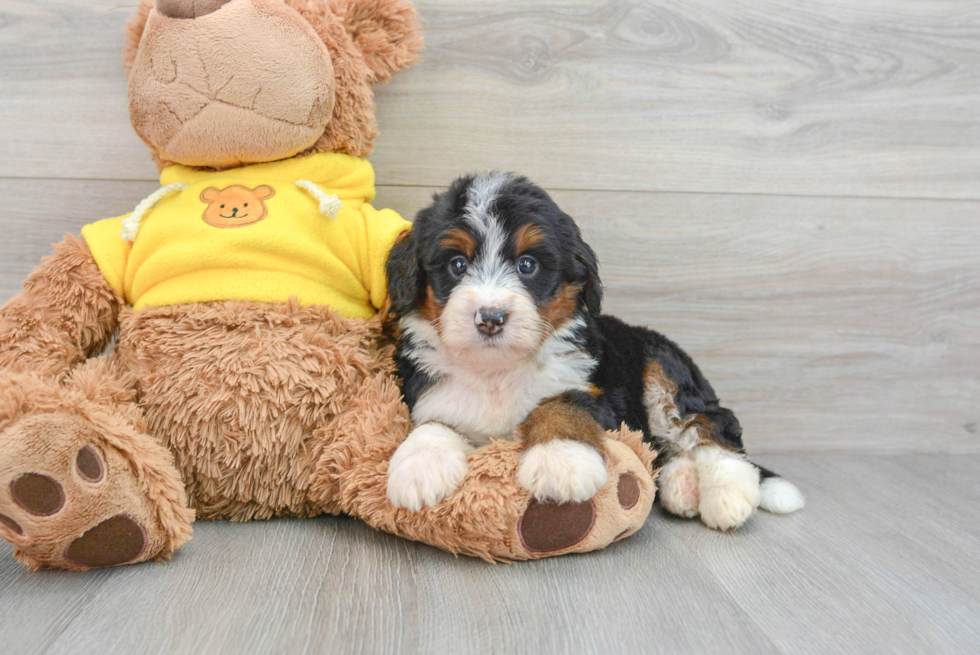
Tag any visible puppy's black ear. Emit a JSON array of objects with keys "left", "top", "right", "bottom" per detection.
[
  {"left": 574, "top": 238, "right": 603, "bottom": 316},
  {"left": 386, "top": 228, "right": 424, "bottom": 319}
]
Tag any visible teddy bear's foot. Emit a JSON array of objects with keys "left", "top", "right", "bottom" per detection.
[
  {"left": 513, "top": 435, "right": 653, "bottom": 556},
  {"left": 0, "top": 411, "right": 192, "bottom": 570},
  {"left": 337, "top": 421, "right": 658, "bottom": 561}
]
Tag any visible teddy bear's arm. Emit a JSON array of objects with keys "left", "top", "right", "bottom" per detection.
[{"left": 0, "top": 235, "right": 123, "bottom": 379}]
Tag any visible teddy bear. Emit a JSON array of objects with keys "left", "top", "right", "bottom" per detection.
[{"left": 0, "top": 0, "right": 657, "bottom": 571}]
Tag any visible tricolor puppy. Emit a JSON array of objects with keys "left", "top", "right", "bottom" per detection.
[{"left": 384, "top": 173, "right": 804, "bottom": 530}]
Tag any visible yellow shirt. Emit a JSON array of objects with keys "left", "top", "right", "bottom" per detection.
[{"left": 81, "top": 153, "right": 410, "bottom": 319}]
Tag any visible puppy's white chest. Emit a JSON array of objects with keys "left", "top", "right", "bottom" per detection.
[{"left": 412, "top": 355, "right": 593, "bottom": 446}]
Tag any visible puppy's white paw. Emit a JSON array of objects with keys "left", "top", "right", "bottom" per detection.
[
  {"left": 759, "top": 477, "right": 805, "bottom": 514},
  {"left": 517, "top": 440, "right": 607, "bottom": 504},
  {"left": 659, "top": 456, "right": 700, "bottom": 518},
  {"left": 387, "top": 423, "right": 472, "bottom": 512},
  {"left": 694, "top": 447, "right": 761, "bottom": 531}
]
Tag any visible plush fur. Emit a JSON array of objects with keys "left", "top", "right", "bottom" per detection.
[
  {"left": 0, "top": 236, "right": 121, "bottom": 379},
  {"left": 0, "top": 362, "right": 193, "bottom": 571},
  {"left": 122, "top": 0, "right": 423, "bottom": 170},
  {"left": 386, "top": 173, "right": 805, "bottom": 529},
  {"left": 0, "top": 0, "right": 658, "bottom": 570}
]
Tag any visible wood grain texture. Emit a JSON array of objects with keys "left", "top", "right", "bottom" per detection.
[
  {"left": 685, "top": 454, "right": 980, "bottom": 654},
  {"left": 2, "top": 179, "right": 975, "bottom": 454},
  {"left": 377, "top": 0, "right": 980, "bottom": 198},
  {"left": 0, "top": 517, "right": 779, "bottom": 655},
  {"left": 1, "top": 1, "right": 979, "bottom": 199},
  {"left": 1, "top": 455, "right": 978, "bottom": 655}
]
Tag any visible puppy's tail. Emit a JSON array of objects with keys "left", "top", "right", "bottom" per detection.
[{"left": 755, "top": 464, "right": 806, "bottom": 514}]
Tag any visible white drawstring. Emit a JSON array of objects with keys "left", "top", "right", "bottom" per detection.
[
  {"left": 294, "top": 180, "right": 343, "bottom": 220},
  {"left": 119, "top": 180, "right": 341, "bottom": 242},
  {"left": 119, "top": 182, "right": 188, "bottom": 242}
]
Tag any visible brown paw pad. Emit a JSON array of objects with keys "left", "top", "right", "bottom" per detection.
[
  {"left": 65, "top": 515, "right": 147, "bottom": 568},
  {"left": 617, "top": 472, "right": 640, "bottom": 510},
  {"left": 0, "top": 513, "right": 23, "bottom": 535},
  {"left": 11, "top": 473, "right": 65, "bottom": 516},
  {"left": 518, "top": 499, "right": 596, "bottom": 553},
  {"left": 76, "top": 446, "right": 104, "bottom": 483}
]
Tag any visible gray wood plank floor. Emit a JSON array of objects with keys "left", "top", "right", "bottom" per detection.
[
  {"left": 2, "top": 455, "right": 978, "bottom": 655},
  {"left": 1, "top": 0, "right": 978, "bottom": 653}
]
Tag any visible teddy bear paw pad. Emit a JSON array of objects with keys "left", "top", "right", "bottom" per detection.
[
  {"left": 11, "top": 473, "right": 65, "bottom": 516},
  {"left": 510, "top": 438, "right": 657, "bottom": 559},
  {"left": 65, "top": 515, "right": 147, "bottom": 568},
  {"left": 518, "top": 498, "right": 596, "bottom": 553},
  {"left": 0, "top": 414, "right": 172, "bottom": 569},
  {"left": 0, "top": 513, "right": 23, "bottom": 535},
  {"left": 76, "top": 446, "right": 104, "bottom": 483},
  {"left": 617, "top": 472, "right": 641, "bottom": 509}
]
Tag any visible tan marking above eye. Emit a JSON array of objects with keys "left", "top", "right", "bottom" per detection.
[
  {"left": 440, "top": 228, "right": 476, "bottom": 258},
  {"left": 515, "top": 224, "right": 545, "bottom": 254}
]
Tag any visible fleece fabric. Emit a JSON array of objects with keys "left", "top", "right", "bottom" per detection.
[{"left": 81, "top": 153, "right": 410, "bottom": 318}]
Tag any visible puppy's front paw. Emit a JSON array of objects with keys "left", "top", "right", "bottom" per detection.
[
  {"left": 517, "top": 440, "right": 607, "bottom": 504},
  {"left": 694, "top": 447, "right": 761, "bottom": 531},
  {"left": 387, "top": 423, "right": 471, "bottom": 512}
]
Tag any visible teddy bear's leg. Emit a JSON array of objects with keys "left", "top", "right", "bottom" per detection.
[
  {"left": 310, "top": 371, "right": 658, "bottom": 561},
  {"left": 0, "top": 357, "right": 193, "bottom": 570}
]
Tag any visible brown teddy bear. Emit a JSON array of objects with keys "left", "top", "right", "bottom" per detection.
[{"left": 0, "top": 0, "right": 657, "bottom": 571}]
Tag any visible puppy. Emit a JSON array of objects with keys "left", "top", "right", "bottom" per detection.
[{"left": 384, "top": 173, "right": 804, "bottom": 530}]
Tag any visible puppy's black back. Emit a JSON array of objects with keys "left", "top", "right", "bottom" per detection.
[{"left": 589, "top": 314, "right": 745, "bottom": 455}]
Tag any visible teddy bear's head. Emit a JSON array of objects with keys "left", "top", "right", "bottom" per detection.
[{"left": 123, "top": 0, "right": 421, "bottom": 170}]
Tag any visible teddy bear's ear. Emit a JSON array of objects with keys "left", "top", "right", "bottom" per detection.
[
  {"left": 121, "top": 0, "right": 155, "bottom": 74},
  {"left": 253, "top": 185, "right": 276, "bottom": 200},
  {"left": 200, "top": 187, "right": 221, "bottom": 203},
  {"left": 333, "top": 0, "right": 423, "bottom": 84}
]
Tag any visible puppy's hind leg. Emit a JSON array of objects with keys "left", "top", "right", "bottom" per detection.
[{"left": 644, "top": 362, "right": 768, "bottom": 530}]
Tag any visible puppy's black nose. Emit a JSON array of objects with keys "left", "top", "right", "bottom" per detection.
[{"left": 476, "top": 307, "right": 508, "bottom": 336}]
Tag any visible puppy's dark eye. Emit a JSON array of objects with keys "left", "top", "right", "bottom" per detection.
[
  {"left": 449, "top": 256, "right": 468, "bottom": 276},
  {"left": 517, "top": 256, "right": 537, "bottom": 276}
]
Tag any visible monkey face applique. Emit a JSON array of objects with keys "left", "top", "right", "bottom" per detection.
[{"left": 200, "top": 185, "right": 275, "bottom": 228}]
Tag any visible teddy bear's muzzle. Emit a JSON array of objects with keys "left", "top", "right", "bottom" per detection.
[
  {"left": 156, "top": 0, "right": 232, "bottom": 19},
  {"left": 128, "top": 0, "right": 336, "bottom": 168}
]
